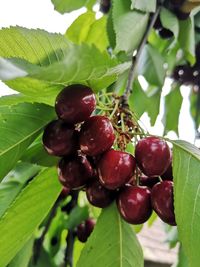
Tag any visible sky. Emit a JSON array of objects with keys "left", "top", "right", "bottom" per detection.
[{"left": 0, "top": 0, "right": 196, "bottom": 143}]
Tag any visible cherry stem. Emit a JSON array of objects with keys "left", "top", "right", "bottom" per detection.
[
  {"left": 62, "top": 191, "right": 79, "bottom": 267},
  {"left": 121, "top": 4, "right": 161, "bottom": 106}
]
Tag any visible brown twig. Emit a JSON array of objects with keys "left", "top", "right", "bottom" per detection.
[{"left": 121, "top": 4, "right": 162, "bottom": 106}]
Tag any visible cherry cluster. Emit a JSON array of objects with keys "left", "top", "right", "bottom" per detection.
[{"left": 42, "top": 84, "right": 176, "bottom": 232}]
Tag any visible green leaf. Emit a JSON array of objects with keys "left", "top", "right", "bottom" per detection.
[
  {"left": 0, "top": 167, "right": 61, "bottom": 266},
  {"left": 0, "top": 162, "right": 40, "bottom": 217},
  {"left": 107, "top": 11, "right": 116, "bottom": 49},
  {"left": 131, "top": 0, "right": 156, "bottom": 13},
  {"left": 112, "top": 0, "right": 149, "bottom": 53},
  {"left": 178, "top": 17, "right": 195, "bottom": 65},
  {"left": 0, "top": 27, "right": 69, "bottom": 65},
  {"left": 163, "top": 86, "right": 183, "bottom": 134},
  {"left": 8, "top": 238, "right": 34, "bottom": 267},
  {"left": 76, "top": 203, "right": 143, "bottom": 267},
  {"left": 138, "top": 45, "right": 166, "bottom": 86},
  {"left": 173, "top": 246, "right": 189, "bottom": 267},
  {"left": 86, "top": 16, "right": 109, "bottom": 51},
  {"left": 173, "top": 140, "right": 200, "bottom": 267},
  {"left": 0, "top": 53, "right": 130, "bottom": 93},
  {"left": 21, "top": 137, "right": 59, "bottom": 167},
  {"left": 51, "top": 0, "right": 87, "bottom": 14},
  {"left": 0, "top": 94, "right": 47, "bottom": 106},
  {"left": 66, "top": 11, "right": 109, "bottom": 51},
  {"left": 160, "top": 7, "right": 179, "bottom": 39},
  {"left": 0, "top": 26, "right": 68, "bottom": 104},
  {"left": 146, "top": 88, "right": 161, "bottom": 126},
  {"left": 0, "top": 103, "right": 55, "bottom": 179},
  {"left": 66, "top": 206, "right": 89, "bottom": 230},
  {"left": 129, "top": 80, "right": 148, "bottom": 118},
  {"left": 66, "top": 11, "right": 96, "bottom": 44}
]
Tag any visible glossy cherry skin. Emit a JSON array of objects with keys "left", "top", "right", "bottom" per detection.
[
  {"left": 58, "top": 154, "right": 93, "bottom": 189},
  {"left": 98, "top": 150, "right": 136, "bottom": 190},
  {"left": 55, "top": 84, "right": 96, "bottom": 124},
  {"left": 77, "top": 219, "right": 95, "bottom": 243},
  {"left": 117, "top": 185, "right": 152, "bottom": 224},
  {"left": 151, "top": 181, "right": 176, "bottom": 226},
  {"left": 135, "top": 137, "right": 171, "bottom": 177},
  {"left": 42, "top": 120, "right": 78, "bottom": 157},
  {"left": 139, "top": 176, "right": 160, "bottom": 188},
  {"left": 79, "top": 116, "right": 115, "bottom": 156},
  {"left": 86, "top": 180, "right": 115, "bottom": 208},
  {"left": 161, "top": 156, "right": 173, "bottom": 181}
]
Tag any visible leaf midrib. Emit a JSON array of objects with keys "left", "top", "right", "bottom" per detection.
[{"left": 0, "top": 125, "right": 44, "bottom": 157}]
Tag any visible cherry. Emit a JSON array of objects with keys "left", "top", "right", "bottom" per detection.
[
  {"left": 98, "top": 150, "right": 136, "bottom": 190},
  {"left": 135, "top": 137, "right": 171, "bottom": 177},
  {"left": 58, "top": 154, "right": 94, "bottom": 189},
  {"left": 42, "top": 120, "right": 78, "bottom": 157},
  {"left": 151, "top": 181, "right": 176, "bottom": 226},
  {"left": 79, "top": 116, "right": 115, "bottom": 156},
  {"left": 158, "top": 28, "right": 174, "bottom": 39},
  {"left": 86, "top": 179, "right": 115, "bottom": 208},
  {"left": 161, "top": 155, "right": 173, "bottom": 181},
  {"left": 55, "top": 84, "right": 96, "bottom": 124},
  {"left": 77, "top": 219, "right": 95, "bottom": 243},
  {"left": 172, "top": 65, "right": 194, "bottom": 85},
  {"left": 174, "top": 9, "right": 190, "bottom": 20},
  {"left": 100, "top": 0, "right": 111, "bottom": 13},
  {"left": 154, "top": 16, "right": 162, "bottom": 30},
  {"left": 117, "top": 185, "right": 152, "bottom": 224},
  {"left": 139, "top": 175, "right": 160, "bottom": 188},
  {"left": 169, "top": 0, "right": 185, "bottom": 7}
]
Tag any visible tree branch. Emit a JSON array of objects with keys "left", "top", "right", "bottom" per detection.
[
  {"left": 62, "top": 191, "right": 79, "bottom": 267},
  {"left": 121, "top": 5, "right": 161, "bottom": 106}
]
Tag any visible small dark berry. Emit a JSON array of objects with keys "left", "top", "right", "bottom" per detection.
[
  {"left": 42, "top": 120, "right": 78, "bottom": 157},
  {"left": 58, "top": 154, "right": 94, "bottom": 189},
  {"left": 98, "top": 150, "right": 136, "bottom": 190},
  {"left": 55, "top": 84, "right": 96, "bottom": 124},
  {"left": 79, "top": 116, "right": 115, "bottom": 156},
  {"left": 86, "top": 179, "right": 115, "bottom": 208},
  {"left": 117, "top": 185, "right": 152, "bottom": 224}
]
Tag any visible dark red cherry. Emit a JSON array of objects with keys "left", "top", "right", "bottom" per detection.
[
  {"left": 77, "top": 219, "right": 95, "bottom": 243},
  {"left": 58, "top": 154, "right": 93, "bottom": 189},
  {"left": 42, "top": 120, "right": 78, "bottom": 157},
  {"left": 154, "top": 16, "right": 162, "bottom": 30},
  {"left": 86, "top": 180, "right": 115, "bottom": 208},
  {"left": 135, "top": 137, "right": 171, "bottom": 177},
  {"left": 161, "top": 155, "right": 173, "bottom": 181},
  {"left": 100, "top": 0, "right": 111, "bottom": 13},
  {"left": 98, "top": 150, "right": 136, "bottom": 190},
  {"left": 158, "top": 28, "right": 174, "bottom": 39},
  {"left": 55, "top": 84, "right": 96, "bottom": 124},
  {"left": 117, "top": 185, "right": 152, "bottom": 224},
  {"left": 174, "top": 9, "right": 190, "bottom": 20},
  {"left": 79, "top": 116, "right": 115, "bottom": 156},
  {"left": 151, "top": 181, "right": 176, "bottom": 226},
  {"left": 139, "top": 175, "right": 160, "bottom": 188},
  {"left": 170, "top": 0, "right": 185, "bottom": 7}
]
